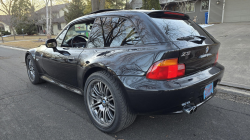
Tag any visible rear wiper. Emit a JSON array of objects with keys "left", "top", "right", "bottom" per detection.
[{"left": 177, "top": 35, "right": 206, "bottom": 41}]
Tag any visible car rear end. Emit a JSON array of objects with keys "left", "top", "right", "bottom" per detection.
[{"left": 119, "top": 11, "right": 225, "bottom": 115}]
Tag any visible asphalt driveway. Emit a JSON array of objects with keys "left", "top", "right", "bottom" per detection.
[{"left": 205, "top": 22, "right": 250, "bottom": 89}]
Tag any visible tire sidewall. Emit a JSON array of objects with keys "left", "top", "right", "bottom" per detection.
[
  {"left": 26, "top": 55, "right": 40, "bottom": 84},
  {"left": 84, "top": 72, "right": 125, "bottom": 133}
]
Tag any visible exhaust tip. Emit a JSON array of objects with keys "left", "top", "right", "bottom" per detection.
[
  {"left": 183, "top": 104, "right": 197, "bottom": 114},
  {"left": 193, "top": 107, "right": 197, "bottom": 112}
]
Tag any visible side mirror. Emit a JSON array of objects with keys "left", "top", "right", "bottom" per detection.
[{"left": 46, "top": 39, "right": 57, "bottom": 48}]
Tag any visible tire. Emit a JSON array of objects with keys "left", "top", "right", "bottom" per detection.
[
  {"left": 26, "top": 55, "right": 44, "bottom": 84},
  {"left": 84, "top": 71, "right": 136, "bottom": 133}
]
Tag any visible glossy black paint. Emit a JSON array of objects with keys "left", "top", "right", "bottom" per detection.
[{"left": 25, "top": 10, "right": 225, "bottom": 115}]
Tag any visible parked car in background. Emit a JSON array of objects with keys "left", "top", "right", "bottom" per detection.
[{"left": 25, "top": 10, "right": 224, "bottom": 133}]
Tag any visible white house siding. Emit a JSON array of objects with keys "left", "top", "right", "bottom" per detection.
[
  {"left": 0, "top": 21, "right": 13, "bottom": 34},
  {"left": 208, "top": 0, "right": 223, "bottom": 23},
  {"left": 61, "top": 23, "right": 67, "bottom": 29},
  {"left": 59, "top": 9, "right": 67, "bottom": 17},
  {"left": 52, "top": 23, "right": 67, "bottom": 35},
  {"left": 224, "top": 0, "right": 250, "bottom": 22},
  {"left": 52, "top": 24, "right": 59, "bottom": 35}
]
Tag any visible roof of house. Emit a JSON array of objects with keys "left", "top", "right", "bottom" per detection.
[
  {"left": 36, "top": 4, "right": 69, "bottom": 14},
  {"left": 36, "top": 16, "right": 66, "bottom": 25},
  {"left": 0, "top": 15, "right": 11, "bottom": 26}
]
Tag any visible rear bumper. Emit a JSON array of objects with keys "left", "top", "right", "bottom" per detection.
[{"left": 118, "top": 63, "right": 224, "bottom": 115}]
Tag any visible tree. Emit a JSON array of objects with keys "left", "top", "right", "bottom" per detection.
[
  {"left": 64, "top": 0, "right": 85, "bottom": 23},
  {"left": 105, "top": 0, "right": 126, "bottom": 9},
  {"left": 11, "top": 0, "right": 38, "bottom": 35},
  {"left": 142, "top": 0, "right": 161, "bottom": 10},
  {"left": 0, "top": 0, "right": 15, "bottom": 15},
  {"left": 84, "top": 0, "right": 92, "bottom": 14}
]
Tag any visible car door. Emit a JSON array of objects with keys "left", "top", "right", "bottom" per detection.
[{"left": 42, "top": 23, "right": 90, "bottom": 87}]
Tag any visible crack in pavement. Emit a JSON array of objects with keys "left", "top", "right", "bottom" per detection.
[{"left": 210, "top": 104, "right": 250, "bottom": 117}]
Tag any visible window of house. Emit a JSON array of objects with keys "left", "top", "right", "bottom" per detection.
[
  {"left": 201, "top": 0, "right": 209, "bottom": 11},
  {"left": 58, "top": 23, "right": 62, "bottom": 30},
  {"left": 185, "top": 2, "right": 195, "bottom": 13},
  {"left": 0, "top": 24, "right": 4, "bottom": 31},
  {"left": 87, "top": 17, "right": 142, "bottom": 48}
]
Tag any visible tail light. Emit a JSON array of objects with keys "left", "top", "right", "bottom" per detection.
[
  {"left": 215, "top": 52, "right": 219, "bottom": 63},
  {"left": 146, "top": 58, "right": 185, "bottom": 80}
]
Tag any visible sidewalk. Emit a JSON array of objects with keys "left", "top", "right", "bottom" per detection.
[{"left": 205, "top": 22, "right": 250, "bottom": 89}]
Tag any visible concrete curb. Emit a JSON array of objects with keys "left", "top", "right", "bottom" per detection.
[
  {"left": 0, "top": 44, "right": 28, "bottom": 51},
  {"left": 219, "top": 81, "right": 250, "bottom": 91},
  {"left": 217, "top": 85, "right": 250, "bottom": 98}
]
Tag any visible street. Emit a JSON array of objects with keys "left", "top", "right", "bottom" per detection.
[{"left": 0, "top": 45, "right": 250, "bottom": 140}]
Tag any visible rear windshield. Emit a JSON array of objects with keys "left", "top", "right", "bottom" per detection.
[{"left": 151, "top": 18, "right": 208, "bottom": 41}]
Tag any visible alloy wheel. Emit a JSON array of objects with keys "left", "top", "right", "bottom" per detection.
[
  {"left": 87, "top": 81, "right": 115, "bottom": 127},
  {"left": 27, "top": 59, "right": 35, "bottom": 81}
]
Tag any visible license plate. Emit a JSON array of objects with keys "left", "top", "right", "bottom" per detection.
[{"left": 204, "top": 82, "right": 213, "bottom": 99}]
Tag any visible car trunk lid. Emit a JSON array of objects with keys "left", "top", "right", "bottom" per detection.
[
  {"left": 150, "top": 15, "right": 219, "bottom": 75},
  {"left": 174, "top": 41, "right": 219, "bottom": 75}
]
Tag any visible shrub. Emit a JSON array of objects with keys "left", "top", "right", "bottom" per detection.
[
  {"left": 15, "top": 23, "right": 37, "bottom": 35},
  {"left": 0, "top": 31, "right": 11, "bottom": 35}
]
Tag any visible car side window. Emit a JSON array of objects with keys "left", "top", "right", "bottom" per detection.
[
  {"left": 61, "top": 23, "right": 92, "bottom": 47},
  {"left": 87, "top": 17, "right": 142, "bottom": 48},
  {"left": 56, "top": 29, "right": 67, "bottom": 47}
]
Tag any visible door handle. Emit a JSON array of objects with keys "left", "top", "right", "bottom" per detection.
[
  {"left": 67, "top": 57, "right": 75, "bottom": 61},
  {"left": 62, "top": 47, "right": 69, "bottom": 50}
]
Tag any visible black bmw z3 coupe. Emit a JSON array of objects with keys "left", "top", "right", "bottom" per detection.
[{"left": 25, "top": 10, "right": 224, "bottom": 133}]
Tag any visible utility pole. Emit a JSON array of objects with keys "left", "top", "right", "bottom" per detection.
[
  {"left": 92, "top": 0, "right": 99, "bottom": 12},
  {"left": 49, "top": 0, "right": 52, "bottom": 39},
  {"left": 46, "top": 0, "right": 49, "bottom": 38},
  {"left": 92, "top": 0, "right": 105, "bottom": 12}
]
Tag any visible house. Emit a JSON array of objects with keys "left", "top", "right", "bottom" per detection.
[
  {"left": 36, "top": 4, "right": 69, "bottom": 35},
  {"left": 160, "top": 0, "right": 250, "bottom": 24},
  {"left": 0, "top": 15, "right": 14, "bottom": 34},
  {"left": 130, "top": 0, "right": 143, "bottom": 9}
]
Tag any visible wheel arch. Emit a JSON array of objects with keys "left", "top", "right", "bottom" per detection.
[
  {"left": 80, "top": 65, "right": 120, "bottom": 90},
  {"left": 25, "top": 49, "right": 36, "bottom": 64},
  {"left": 79, "top": 65, "right": 131, "bottom": 109}
]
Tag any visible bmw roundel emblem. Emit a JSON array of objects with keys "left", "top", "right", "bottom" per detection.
[{"left": 206, "top": 46, "right": 209, "bottom": 53}]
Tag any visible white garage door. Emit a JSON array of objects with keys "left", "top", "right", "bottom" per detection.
[{"left": 224, "top": 0, "right": 250, "bottom": 22}]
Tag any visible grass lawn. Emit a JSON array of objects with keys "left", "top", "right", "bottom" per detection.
[
  {"left": 2, "top": 35, "right": 56, "bottom": 42},
  {"left": 3, "top": 41, "right": 45, "bottom": 49}
]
